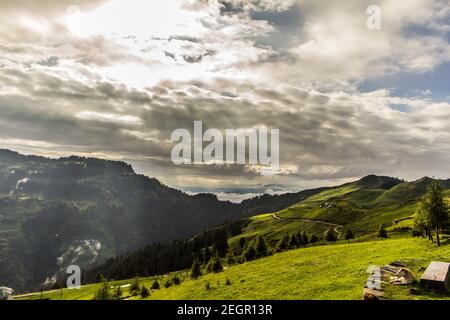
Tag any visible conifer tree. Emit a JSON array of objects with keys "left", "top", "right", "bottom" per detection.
[
  {"left": 377, "top": 224, "right": 388, "bottom": 240},
  {"left": 244, "top": 245, "right": 256, "bottom": 261},
  {"left": 309, "top": 234, "right": 319, "bottom": 245},
  {"left": 289, "top": 233, "right": 299, "bottom": 249},
  {"left": 151, "top": 279, "right": 160, "bottom": 290},
  {"left": 190, "top": 259, "right": 202, "bottom": 279},
  {"left": 255, "top": 235, "right": 268, "bottom": 257},
  {"left": 324, "top": 227, "right": 338, "bottom": 244},
  {"left": 344, "top": 227, "right": 355, "bottom": 243}
]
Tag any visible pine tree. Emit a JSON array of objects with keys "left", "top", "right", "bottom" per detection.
[
  {"left": 243, "top": 245, "right": 256, "bottom": 261},
  {"left": 140, "top": 286, "right": 150, "bottom": 298},
  {"left": 210, "top": 252, "right": 223, "bottom": 273},
  {"left": 190, "top": 259, "right": 202, "bottom": 279},
  {"left": 164, "top": 279, "right": 173, "bottom": 288},
  {"left": 239, "top": 237, "right": 246, "bottom": 249},
  {"left": 95, "top": 280, "right": 112, "bottom": 300},
  {"left": 324, "top": 227, "right": 338, "bottom": 244},
  {"left": 288, "top": 233, "right": 299, "bottom": 249},
  {"left": 130, "top": 276, "right": 140, "bottom": 296},
  {"left": 309, "top": 234, "right": 319, "bottom": 245},
  {"left": 377, "top": 224, "right": 388, "bottom": 240},
  {"left": 213, "top": 231, "right": 229, "bottom": 257},
  {"left": 172, "top": 275, "right": 181, "bottom": 285},
  {"left": 113, "top": 286, "right": 122, "bottom": 300},
  {"left": 275, "top": 234, "right": 289, "bottom": 252},
  {"left": 295, "top": 231, "right": 303, "bottom": 246},
  {"left": 255, "top": 235, "right": 268, "bottom": 257},
  {"left": 151, "top": 279, "right": 160, "bottom": 290},
  {"left": 302, "top": 231, "right": 309, "bottom": 246},
  {"left": 344, "top": 227, "right": 355, "bottom": 243},
  {"left": 225, "top": 253, "right": 235, "bottom": 267},
  {"left": 203, "top": 247, "right": 212, "bottom": 264}
]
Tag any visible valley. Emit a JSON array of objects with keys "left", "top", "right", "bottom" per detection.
[{"left": 1, "top": 149, "right": 449, "bottom": 300}]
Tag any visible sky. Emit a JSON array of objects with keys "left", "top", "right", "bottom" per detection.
[{"left": 0, "top": 0, "right": 449, "bottom": 202}]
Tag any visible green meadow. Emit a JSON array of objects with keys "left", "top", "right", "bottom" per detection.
[{"left": 16, "top": 237, "right": 450, "bottom": 300}]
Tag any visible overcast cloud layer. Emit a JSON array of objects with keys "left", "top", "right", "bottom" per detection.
[{"left": 1, "top": 0, "right": 449, "bottom": 201}]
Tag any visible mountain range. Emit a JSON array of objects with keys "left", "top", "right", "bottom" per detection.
[
  {"left": 0, "top": 149, "right": 448, "bottom": 292},
  {"left": 0, "top": 149, "right": 316, "bottom": 291}
]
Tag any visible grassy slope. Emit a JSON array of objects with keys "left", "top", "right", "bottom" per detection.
[
  {"left": 229, "top": 179, "right": 450, "bottom": 249},
  {"left": 12, "top": 177, "right": 450, "bottom": 300},
  {"left": 16, "top": 237, "right": 450, "bottom": 300},
  {"left": 144, "top": 237, "right": 450, "bottom": 300},
  {"left": 14, "top": 276, "right": 161, "bottom": 300}
]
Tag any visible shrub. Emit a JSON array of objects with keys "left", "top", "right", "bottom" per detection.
[
  {"left": 225, "top": 253, "right": 235, "bottom": 267},
  {"left": 344, "top": 227, "right": 355, "bottom": 242},
  {"left": 140, "top": 286, "right": 150, "bottom": 298},
  {"left": 243, "top": 246, "right": 256, "bottom": 261},
  {"left": 172, "top": 275, "right": 181, "bottom": 285},
  {"left": 288, "top": 233, "right": 299, "bottom": 249},
  {"left": 377, "top": 224, "right": 388, "bottom": 239},
  {"left": 324, "top": 227, "right": 338, "bottom": 244},
  {"left": 275, "top": 234, "right": 289, "bottom": 252},
  {"left": 151, "top": 280, "right": 160, "bottom": 290},
  {"left": 130, "top": 277, "right": 140, "bottom": 296},
  {"left": 113, "top": 286, "right": 122, "bottom": 300},
  {"left": 206, "top": 252, "right": 223, "bottom": 273},
  {"left": 164, "top": 279, "right": 173, "bottom": 288},
  {"left": 94, "top": 281, "right": 112, "bottom": 300},
  {"left": 309, "top": 234, "right": 319, "bottom": 245}
]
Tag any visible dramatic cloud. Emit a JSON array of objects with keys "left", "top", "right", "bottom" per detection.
[{"left": 0, "top": 0, "right": 449, "bottom": 201}]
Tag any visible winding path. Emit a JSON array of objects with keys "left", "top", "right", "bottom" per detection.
[{"left": 271, "top": 213, "right": 343, "bottom": 237}]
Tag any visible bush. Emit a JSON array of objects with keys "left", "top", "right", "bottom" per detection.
[
  {"left": 289, "top": 233, "right": 299, "bottom": 249},
  {"left": 377, "top": 224, "right": 388, "bottom": 239},
  {"left": 225, "top": 253, "right": 235, "bottom": 267},
  {"left": 243, "top": 246, "right": 256, "bottom": 261},
  {"left": 412, "top": 228, "right": 423, "bottom": 237},
  {"left": 164, "top": 279, "right": 173, "bottom": 288},
  {"left": 206, "top": 252, "right": 223, "bottom": 273},
  {"left": 172, "top": 276, "right": 181, "bottom": 285},
  {"left": 113, "top": 286, "right": 122, "bottom": 300},
  {"left": 324, "top": 227, "right": 338, "bottom": 244},
  {"left": 130, "top": 277, "right": 140, "bottom": 296},
  {"left": 151, "top": 279, "right": 160, "bottom": 290},
  {"left": 95, "top": 281, "right": 112, "bottom": 300},
  {"left": 309, "top": 234, "right": 319, "bottom": 245},
  {"left": 275, "top": 234, "right": 289, "bottom": 252},
  {"left": 344, "top": 227, "right": 355, "bottom": 242},
  {"left": 140, "top": 286, "right": 150, "bottom": 298}
]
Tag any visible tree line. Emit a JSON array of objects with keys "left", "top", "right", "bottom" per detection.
[{"left": 414, "top": 180, "right": 449, "bottom": 246}]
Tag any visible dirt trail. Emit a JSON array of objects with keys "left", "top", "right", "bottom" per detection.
[{"left": 271, "top": 214, "right": 343, "bottom": 237}]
